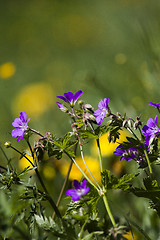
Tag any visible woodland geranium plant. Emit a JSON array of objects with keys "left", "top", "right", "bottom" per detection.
[{"left": 1, "top": 92, "right": 160, "bottom": 239}]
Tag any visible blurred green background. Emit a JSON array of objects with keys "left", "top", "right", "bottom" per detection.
[
  {"left": 1, "top": 1, "right": 160, "bottom": 238},
  {"left": 1, "top": 0, "right": 160, "bottom": 143}
]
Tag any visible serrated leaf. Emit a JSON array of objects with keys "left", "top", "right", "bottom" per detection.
[
  {"left": 79, "top": 129, "right": 97, "bottom": 139},
  {"left": 101, "top": 170, "right": 135, "bottom": 191},
  {"left": 54, "top": 133, "right": 77, "bottom": 157},
  {"left": 35, "top": 214, "right": 65, "bottom": 237}
]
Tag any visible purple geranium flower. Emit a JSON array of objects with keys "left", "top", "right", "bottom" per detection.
[
  {"left": 94, "top": 98, "right": 110, "bottom": 125},
  {"left": 66, "top": 179, "right": 89, "bottom": 201},
  {"left": 11, "top": 112, "right": 30, "bottom": 142},
  {"left": 149, "top": 102, "right": 160, "bottom": 109},
  {"left": 142, "top": 115, "right": 160, "bottom": 145},
  {"left": 114, "top": 144, "right": 139, "bottom": 161},
  {"left": 57, "top": 90, "right": 83, "bottom": 106}
]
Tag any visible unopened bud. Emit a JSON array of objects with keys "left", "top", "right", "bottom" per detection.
[
  {"left": 78, "top": 100, "right": 84, "bottom": 106},
  {"left": 4, "top": 142, "right": 11, "bottom": 148},
  {"left": 88, "top": 114, "right": 96, "bottom": 122},
  {"left": 83, "top": 104, "right": 94, "bottom": 111},
  {"left": 56, "top": 102, "right": 68, "bottom": 113},
  {"left": 134, "top": 116, "right": 142, "bottom": 130}
]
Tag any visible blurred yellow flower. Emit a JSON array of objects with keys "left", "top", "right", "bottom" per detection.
[
  {"left": 43, "top": 165, "right": 56, "bottom": 180},
  {"left": 91, "top": 130, "right": 128, "bottom": 157},
  {"left": 60, "top": 156, "right": 101, "bottom": 183},
  {"left": 112, "top": 159, "right": 125, "bottom": 176},
  {"left": 19, "top": 152, "right": 34, "bottom": 173},
  {"left": 123, "top": 231, "right": 138, "bottom": 240},
  {"left": 0, "top": 62, "right": 16, "bottom": 79},
  {"left": 12, "top": 82, "right": 55, "bottom": 118}
]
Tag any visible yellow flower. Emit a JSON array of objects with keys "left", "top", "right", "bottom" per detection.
[
  {"left": 19, "top": 153, "right": 34, "bottom": 173},
  {"left": 123, "top": 231, "right": 138, "bottom": 240},
  {"left": 0, "top": 62, "right": 16, "bottom": 79},
  {"left": 91, "top": 130, "right": 128, "bottom": 157},
  {"left": 12, "top": 82, "right": 55, "bottom": 119},
  {"left": 60, "top": 156, "right": 101, "bottom": 183}
]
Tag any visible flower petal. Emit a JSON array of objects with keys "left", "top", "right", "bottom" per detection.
[
  {"left": 11, "top": 128, "right": 24, "bottom": 138},
  {"left": 73, "top": 180, "right": 81, "bottom": 189},
  {"left": 154, "top": 115, "right": 158, "bottom": 125},
  {"left": 20, "top": 112, "right": 27, "bottom": 122},
  {"left": 66, "top": 189, "right": 77, "bottom": 196},
  {"left": 74, "top": 90, "right": 83, "bottom": 102},
  {"left": 82, "top": 186, "right": 89, "bottom": 195},
  {"left": 56, "top": 95, "right": 68, "bottom": 103},
  {"left": 64, "top": 92, "right": 74, "bottom": 102},
  {"left": 12, "top": 118, "right": 22, "bottom": 127},
  {"left": 81, "top": 179, "right": 87, "bottom": 188}
]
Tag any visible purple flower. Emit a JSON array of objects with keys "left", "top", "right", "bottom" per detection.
[
  {"left": 11, "top": 112, "right": 30, "bottom": 142},
  {"left": 57, "top": 90, "right": 83, "bottom": 106},
  {"left": 142, "top": 115, "right": 160, "bottom": 145},
  {"left": 94, "top": 98, "right": 110, "bottom": 125},
  {"left": 66, "top": 179, "right": 89, "bottom": 201},
  {"left": 149, "top": 102, "right": 160, "bottom": 109},
  {"left": 114, "top": 144, "right": 139, "bottom": 161}
]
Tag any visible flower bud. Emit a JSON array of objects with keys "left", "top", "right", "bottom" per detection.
[
  {"left": 88, "top": 114, "right": 96, "bottom": 122},
  {"left": 82, "top": 104, "right": 94, "bottom": 111},
  {"left": 78, "top": 100, "right": 84, "bottom": 106},
  {"left": 56, "top": 102, "right": 68, "bottom": 113},
  {"left": 4, "top": 141, "right": 11, "bottom": 148}
]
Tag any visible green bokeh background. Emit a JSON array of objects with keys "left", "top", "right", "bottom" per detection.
[
  {"left": 1, "top": 0, "right": 160, "bottom": 142},
  {"left": 1, "top": 1, "right": 160, "bottom": 238}
]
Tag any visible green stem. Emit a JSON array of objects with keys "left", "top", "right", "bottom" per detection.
[
  {"left": 29, "top": 128, "right": 44, "bottom": 138},
  {"left": 127, "top": 127, "right": 140, "bottom": 142},
  {"left": 102, "top": 193, "right": 116, "bottom": 227},
  {"left": 79, "top": 138, "right": 101, "bottom": 189},
  {"left": 138, "top": 127, "right": 153, "bottom": 176},
  {"left": 96, "top": 138, "right": 116, "bottom": 226},
  {"left": 144, "top": 149, "right": 153, "bottom": 176},
  {"left": 11, "top": 146, "right": 35, "bottom": 168},
  {"left": 52, "top": 159, "right": 73, "bottom": 219},
  {"left": 78, "top": 218, "right": 88, "bottom": 240},
  {"left": 96, "top": 138, "right": 103, "bottom": 173},
  {"left": 65, "top": 151, "right": 101, "bottom": 192},
  {"left": 34, "top": 168, "right": 62, "bottom": 219}
]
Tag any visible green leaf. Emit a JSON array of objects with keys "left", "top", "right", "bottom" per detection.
[
  {"left": 34, "top": 215, "right": 65, "bottom": 237},
  {"left": 54, "top": 133, "right": 77, "bottom": 158},
  {"left": 131, "top": 178, "right": 160, "bottom": 216},
  {"left": 79, "top": 129, "right": 97, "bottom": 139},
  {"left": 81, "top": 231, "right": 103, "bottom": 240},
  {"left": 101, "top": 169, "right": 135, "bottom": 191}
]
